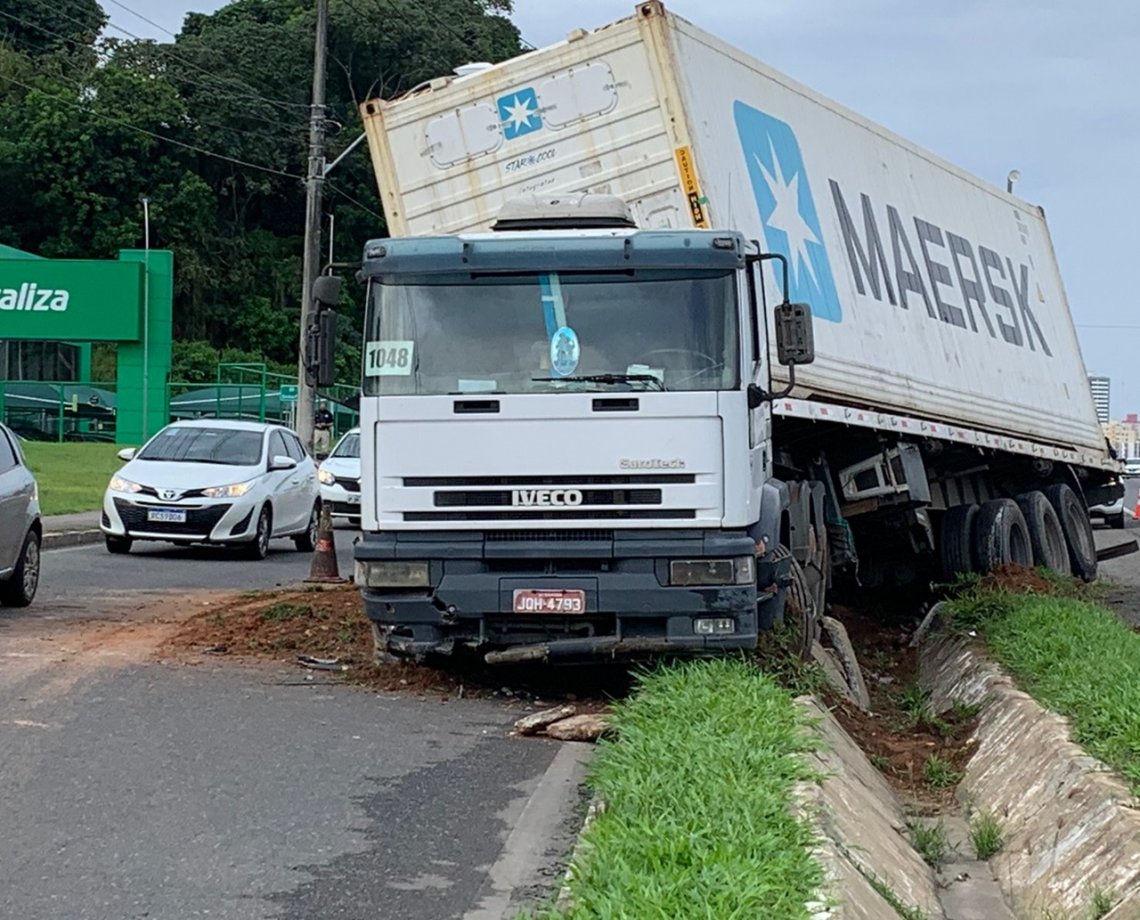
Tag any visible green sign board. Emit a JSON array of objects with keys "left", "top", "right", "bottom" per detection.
[
  {"left": 0, "top": 259, "right": 143, "bottom": 341},
  {"left": 279, "top": 384, "right": 299, "bottom": 403}
]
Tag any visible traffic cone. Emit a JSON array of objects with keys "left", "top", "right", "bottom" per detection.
[
  {"left": 1133, "top": 494, "right": 1140, "bottom": 521},
  {"left": 306, "top": 501, "right": 344, "bottom": 583}
]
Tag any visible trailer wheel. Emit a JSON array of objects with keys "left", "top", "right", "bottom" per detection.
[
  {"left": 939, "top": 504, "right": 978, "bottom": 579},
  {"left": 973, "top": 499, "right": 1033, "bottom": 572},
  {"left": 1043, "top": 483, "right": 1098, "bottom": 581},
  {"left": 1016, "top": 491, "right": 1070, "bottom": 574}
]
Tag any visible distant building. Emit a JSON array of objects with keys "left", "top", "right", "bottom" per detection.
[
  {"left": 1104, "top": 414, "right": 1140, "bottom": 459},
  {"left": 1089, "top": 376, "right": 1111, "bottom": 423}
]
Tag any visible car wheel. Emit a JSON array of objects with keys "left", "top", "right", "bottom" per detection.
[
  {"left": 294, "top": 503, "right": 319, "bottom": 552},
  {"left": 243, "top": 505, "right": 272, "bottom": 560},
  {"left": 1, "top": 528, "right": 41, "bottom": 607},
  {"left": 105, "top": 535, "right": 133, "bottom": 555}
]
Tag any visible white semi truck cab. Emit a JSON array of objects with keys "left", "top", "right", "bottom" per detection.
[{"left": 352, "top": 195, "right": 816, "bottom": 663}]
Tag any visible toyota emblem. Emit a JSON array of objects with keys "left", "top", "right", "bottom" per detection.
[{"left": 160, "top": 489, "right": 177, "bottom": 501}]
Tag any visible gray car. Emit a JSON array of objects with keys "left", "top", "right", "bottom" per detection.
[{"left": 0, "top": 423, "right": 41, "bottom": 607}]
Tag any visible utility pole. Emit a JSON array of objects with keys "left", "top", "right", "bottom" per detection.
[{"left": 296, "top": 0, "right": 329, "bottom": 450}]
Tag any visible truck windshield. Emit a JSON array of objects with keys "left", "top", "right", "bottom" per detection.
[{"left": 362, "top": 270, "right": 739, "bottom": 396}]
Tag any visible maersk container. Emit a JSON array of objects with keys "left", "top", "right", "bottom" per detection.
[{"left": 360, "top": 0, "right": 1106, "bottom": 460}]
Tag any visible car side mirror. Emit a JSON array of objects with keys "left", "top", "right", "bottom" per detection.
[
  {"left": 270, "top": 455, "right": 297, "bottom": 471},
  {"left": 118, "top": 448, "right": 136, "bottom": 461},
  {"left": 774, "top": 302, "right": 816, "bottom": 366}
]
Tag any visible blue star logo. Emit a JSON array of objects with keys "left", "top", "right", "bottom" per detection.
[
  {"left": 734, "top": 101, "right": 842, "bottom": 323},
  {"left": 498, "top": 87, "right": 543, "bottom": 140}
]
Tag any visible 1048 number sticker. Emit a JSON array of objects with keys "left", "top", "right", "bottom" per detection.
[{"left": 365, "top": 340, "right": 415, "bottom": 376}]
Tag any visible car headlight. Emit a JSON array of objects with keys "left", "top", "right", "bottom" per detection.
[
  {"left": 354, "top": 560, "right": 430, "bottom": 588},
  {"left": 318, "top": 468, "right": 336, "bottom": 485},
  {"left": 109, "top": 475, "right": 143, "bottom": 493},
  {"left": 669, "top": 556, "right": 755, "bottom": 587},
  {"left": 202, "top": 481, "right": 254, "bottom": 499}
]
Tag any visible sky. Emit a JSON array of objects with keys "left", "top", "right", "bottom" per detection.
[{"left": 103, "top": 0, "right": 1140, "bottom": 416}]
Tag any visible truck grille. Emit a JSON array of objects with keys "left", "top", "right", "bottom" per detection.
[
  {"left": 434, "top": 488, "right": 661, "bottom": 507},
  {"left": 405, "top": 474, "right": 694, "bottom": 486},
  {"left": 400, "top": 473, "right": 700, "bottom": 523},
  {"left": 486, "top": 530, "right": 614, "bottom": 542},
  {"left": 406, "top": 510, "right": 695, "bottom": 522}
]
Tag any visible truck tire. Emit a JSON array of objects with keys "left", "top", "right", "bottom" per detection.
[
  {"left": 1015, "top": 491, "right": 1070, "bottom": 574},
  {"left": 1043, "top": 483, "right": 1097, "bottom": 581},
  {"left": 783, "top": 548, "right": 819, "bottom": 661},
  {"left": 973, "top": 499, "right": 1032, "bottom": 572},
  {"left": 939, "top": 504, "right": 978, "bottom": 579}
]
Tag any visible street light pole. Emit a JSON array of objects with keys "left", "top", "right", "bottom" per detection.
[
  {"left": 140, "top": 195, "right": 151, "bottom": 441},
  {"left": 296, "top": 0, "right": 329, "bottom": 451},
  {"left": 1006, "top": 169, "right": 1021, "bottom": 195}
]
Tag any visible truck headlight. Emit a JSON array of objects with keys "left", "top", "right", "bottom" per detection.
[
  {"left": 670, "top": 556, "right": 755, "bottom": 586},
  {"left": 354, "top": 560, "right": 430, "bottom": 588},
  {"left": 318, "top": 468, "right": 336, "bottom": 485}
]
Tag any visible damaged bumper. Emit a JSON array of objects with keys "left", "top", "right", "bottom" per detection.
[{"left": 355, "top": 529, "right": 779, "bottom": 663}]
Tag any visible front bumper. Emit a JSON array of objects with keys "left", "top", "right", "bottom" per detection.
[
  {"left": 319, "top": 482, "right": 362, "bottom": 518},
  {"left": 356, "top": 529, "right": 773, "bottom": 662},
  {"left": 101, "top": 492, "right": 257, "bottom": 543}
]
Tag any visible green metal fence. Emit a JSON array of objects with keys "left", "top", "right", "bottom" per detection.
[{"left": 1, "top": 369, "right": 358, "bottom": 443}]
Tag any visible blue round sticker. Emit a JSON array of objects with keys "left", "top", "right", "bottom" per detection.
[{"left": 550, "top": 326, "right": 580, "bottom": 377}]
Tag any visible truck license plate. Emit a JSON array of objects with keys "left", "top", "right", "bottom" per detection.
[
  {"left": 147, "top": 508, "right": 187, "bottom": 523},
  {"left": 513, "top": 589, "right": 586, "bottom": 614}
]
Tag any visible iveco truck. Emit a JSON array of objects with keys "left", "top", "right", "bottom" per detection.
[{"left": 348, "top": 1, "right": 1119, "bottom": 664}]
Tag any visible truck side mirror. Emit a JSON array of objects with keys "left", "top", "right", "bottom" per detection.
[
  {"left": 305, "top": 309, "right": 338, "bottom": 388},
  {"left": 774, "top": 302, "right": 815, "bottom": 366},
  {"left": 312, "top": 274, "right": 342, "bottom": 308}
]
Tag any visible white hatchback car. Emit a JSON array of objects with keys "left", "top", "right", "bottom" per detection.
[
  {"left": 101, "top": 420, "right": 320, "bottom": 559},
  {"left": 317, "top": 427, "right": 361, "bottom": 524}
]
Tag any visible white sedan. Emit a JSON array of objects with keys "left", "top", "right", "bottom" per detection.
[
  {"left": 317, "top": 427, "right": 361, "bottom": 524},
  {"left": 101, "top": 420, "right": 321, "bottom": 559}
]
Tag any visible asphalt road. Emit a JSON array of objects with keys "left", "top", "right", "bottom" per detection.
[
  {"left": 0, "top": 655, "right": 586, "bottom": 920},
  {"left": 1, "top": 532, "right": 589, "bottom": 920},
  {"left": 32, "top": 529, "right": 359, "bottom": 621}
]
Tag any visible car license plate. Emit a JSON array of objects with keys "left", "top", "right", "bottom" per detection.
[
  {"left": 147, "top": 508, "right": 187, "bottom": 524},
  {"left": 345, "top": 494, "right": 360, "bottom": 504},
  {"left": 512, "top": 589, "right": 586, "bottom": 614}
]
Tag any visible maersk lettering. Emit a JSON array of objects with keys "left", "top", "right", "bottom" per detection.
[
  {"left": 0, "top": 283, "right": 70, "bottom": 312},
  {"left": 830, "top": 182, "right": 1051, "bottom": 355}
]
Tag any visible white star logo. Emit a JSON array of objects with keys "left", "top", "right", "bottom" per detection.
[
  {"left": 755, "top": 139, "right": 819, "bottom": 290},
  {"left": 502, "top": 94, "right": 537, "bottom": 133}
]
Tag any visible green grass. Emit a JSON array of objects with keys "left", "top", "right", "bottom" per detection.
[
  {"left": 922, "top": 753, "right": 962, "bottom": 789},
  {"left": 528, "top": 658, "right": 823, "bottom": 919},
  {"left": 260, "top": 602, "right": 312, "bottom": 622},
  {"left": 21, "top": 442, "right": 127, "bottom": 515},
  {"left": 947, "top": 588, "right": 1140, "bottom": 794},
  {"left": 968, "top": 811, "right": 1004, "bottom": 860},
  {"left": 908, "top": 820, "right": 952, "bottom": 867}
]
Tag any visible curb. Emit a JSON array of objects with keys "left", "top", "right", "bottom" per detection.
[
  {"left": 920, "top": 633, "right": 1140, "bottom": 918},
  {"left": 795, "top": 696, "right": 946, "bottom": 919},
  {"left": 42, "top": 529, "right": 104, "bottom": 551}
]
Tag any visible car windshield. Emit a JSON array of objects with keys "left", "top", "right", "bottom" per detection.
[
  {"left": 138, "top": 427, "right": 264, "bottom": 466},
  {"left": 363, "top": 270, "right": 739, "bottom": 396},
  {"left": 331, "top": 433, "right": 360, "bottom": 458}
]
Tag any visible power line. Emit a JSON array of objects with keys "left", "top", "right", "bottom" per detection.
[
  {"left": 0, "top": 70, "right": 304, "bottom": 180},
  {"left": 0, "top": 12, "right": 307, "bottom": 150},
  {"left": 49, "top": 0, "right": 310, "bottom": 116},
  {"left": 326, "top": 180, "right": 384, "bottom": 221}
]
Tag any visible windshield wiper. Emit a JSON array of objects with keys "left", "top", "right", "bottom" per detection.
[{"left": 532, "top": 373, "right": 667, "bottom": 391}]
